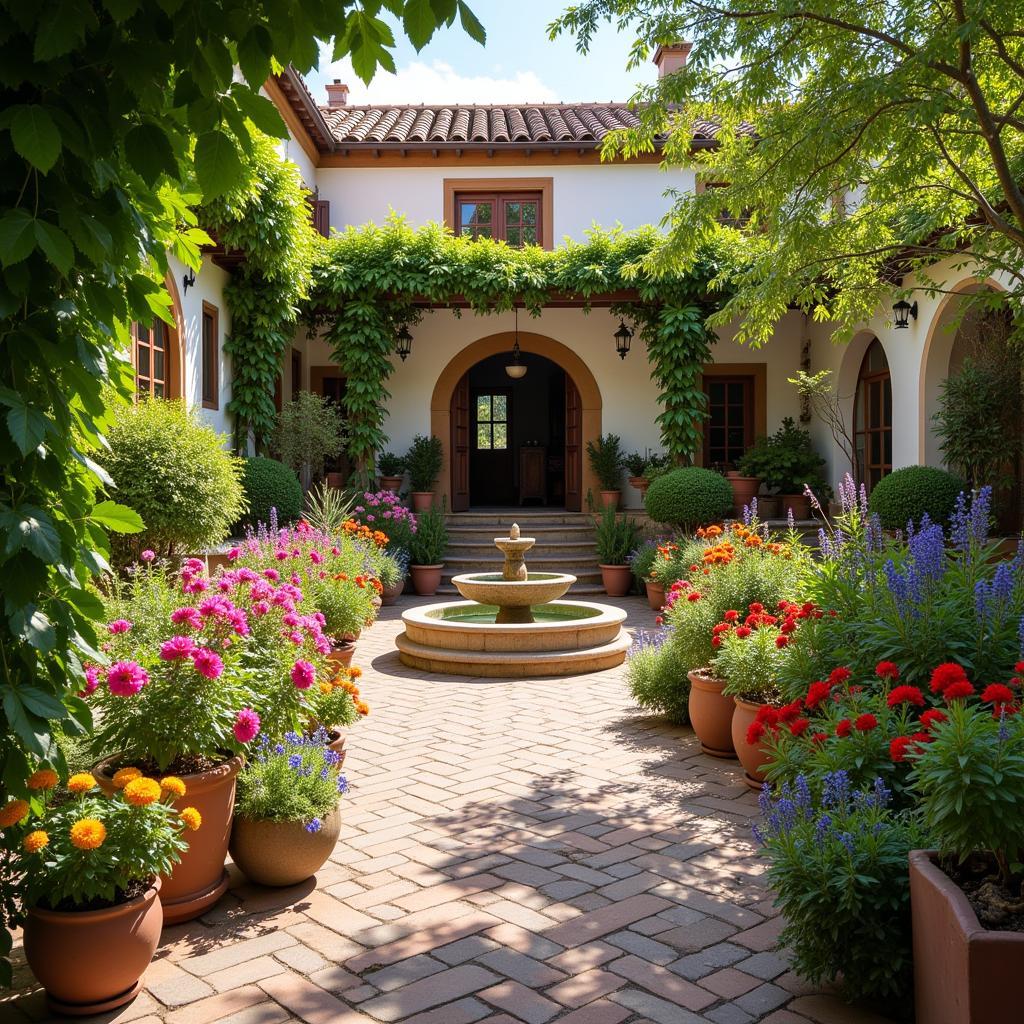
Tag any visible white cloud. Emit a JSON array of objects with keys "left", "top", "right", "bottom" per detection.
[{"left": 310, "top": 51, "right": 558, "bottom": 106}]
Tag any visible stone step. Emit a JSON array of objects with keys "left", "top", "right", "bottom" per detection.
[
  {"left": 447, "top": 524, "right": 597, "bottom": 538},
  {"left": 446, "top": 512, "right": 595, "bottom": 527},
  {"left": 447, "top": 540, "right": 598, "bottom": 558},
  {"left": 444, "top": 555, "right": 602, "bottom": 571}
]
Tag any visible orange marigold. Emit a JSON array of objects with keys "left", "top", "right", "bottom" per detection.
[
  {"left": 0, "top": 799, "right": 29, "bottom": 828},
  {"left": 319, "top": 682, "right": 333, "bottom": 695},
  {"left": 23, "top": 830, "right": 49, "bottom": 853},
  {"left": 67, "top": 772, "right": 97, "bottom": 794},
  {"left": 27, "top": 769, "right": 58, "bottom": 791},
  {"left": 70, "top": 818, "right": 106, "bottom": 850},
  {"left": 112, "top": 766, "right": 142, "bottom": 789},
  {"left": 356, "top": 700, "right": 370, "bottom": 716},
  {"left": 349, "top": 666, "right": 363, "bottom": 679},
  {"left": 179, "top": 807, "right": 202, "bottom": 831},
  {"left": 123, "top": 777, "right": 162, "bottom": 806},
  {"left": 160, "top": 776, "right": 187, "bottom": 798}
]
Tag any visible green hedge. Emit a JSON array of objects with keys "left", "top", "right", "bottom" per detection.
[
  {"left": 238, "top": 456, "right": 303, "bottom": 530},
  {"left": 644, "top": 467, "right": 733, "bottom": 528},
  {"left": 868, "top": 465, "right": 965, "bottom": 531}
]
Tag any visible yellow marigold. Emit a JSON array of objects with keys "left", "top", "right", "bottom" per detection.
[
  {"left": 123, "top": 777, "right": 162, "bottom": 807},
  {"left": 356, "top": 700, "right": 370, "bottom": 716},
  {"left": 160, "top": 776, "right": 187, "bottom": 798},
  {"left": 27, "top": 769, "right": 58, "bottom": 791},
  {"left": 0, "top": 799, "right": 29, "bottom": 828},
  {"left": 112, "top": 766, "right": 142, "bottom": 789},
  {"left": 23, "top": 830, "right": 49, "bottom": 853},
  {"left": 70, "top": 818, "right": 106, "bottom": 850},
  {"left": 179, "top": 807, "right": 202, "bottom": 831},
  {"left": 67, "top": 772, "right": 97, "bottom": 794},
  {"left": 319, "top": 682, "right": 333, "bottom": 695}
]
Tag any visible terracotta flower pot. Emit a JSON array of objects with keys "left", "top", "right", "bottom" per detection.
[
  {"left": 95, "top": 755, "right": 241, "bottom": 924},
  {"left": 780, "top": 493, "right": 811, "bottom": 520},
  {"left": 381, "top": 578, "right": 404, "bottom": 606},
  {"left": 646, "top": 580, "right": 665, "bottom": 610},
  {"left": 757, "top": 495, "right": 782, "bottom": 519},
  {"left": 24, "top": 879, "right": 163, "bottom": 1016},
  {"left": 731, "top": 697, "right": 774, "bottom": 789},
  {"left": 411, "top": 491, "right": 434, "bottom": 512},
  {"left": 410, "top": 563, "right": 443, "bottom": 596},
  {"left": 910, "top": 850, "right": 1024, "bottom": 1023},
  {"left": 726, "top": 473, "right": 760, "bottom": 513},
  {"left": 379, "top": 476, "right": 402, "bottom": 493},
  {"left": 628, "top": 476, "right": 649, "bottom": 504},
  {"left": 328, "top": 641, "right": 356, "bottom": 672},
  {"left": 599, "top": 489, "right": 621, "bottom": 510},
  {"left": 687, "top": 668, "right": 737, "bottom": 759},
  {"left": 230, "top": 806, "right": 342, "bottom": 887},
  {"left": 600, "top": 564, "right": 632, "bottom": 597},
  {"left": 325, "top": 727, "right": 347, "bottom": 769}
]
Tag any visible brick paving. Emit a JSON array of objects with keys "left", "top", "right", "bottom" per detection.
[{"left": 2, "top": 596, "right": 896, "bottom": 1024}]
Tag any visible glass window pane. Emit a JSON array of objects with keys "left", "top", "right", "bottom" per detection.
[
  {"left": 476, "top": 395, "right": 491, "bottom": 420},
  {"left": 476, "top": 226, "right": 492, "bottom": 238},
  {"left": 870, "top": 381, "right": 880, "bottom": 424},
  {"left": 138, "top": 344, "right": 150, "bottom": 377},
  {"left": 870, "top": 431, "right": 881, "bottom": 464},
  {"left": 710, "top": 405, "right": 725, "bottom": 427},
  {"left": 523, "top": 226, "right": 537, "bottom": 245},
  {"left": 709, "top": 427, "right": 725, "bottom": 447},
  {"left": 883, "top": 380, "right": 892, "bottom": 425},
  {"left": 154, "top": 348, "right": 165, "bottom": 382},
  {"left": 727, "top": 383, "right": 744, "bottom": 403},
  {"left": 884, "top": 431, "right": 892, "bottom": 465},
  {"left": 493, "top": 422, "right": 507, "bottom": 449},
  {"left": 153, "top": 382, "right": 164, "bottom": 398},
  {"left": 522, "top": 203, "right": 537, "bottom": 225},
  {"left": 154, "top": 323, "right": 167, "bottom": 350},
  {"left": 477, "top": 423, "right": 491, "bottom": 449},
  {"left": 505, "top": 202, "right": 521, "bottom": 224},
  {"left": 709, "top": 382, "right": 725, "bottom": 403},
  {"left": 506, "top": 226, "right": 521, "bottom": 247},
  {"left": 461, "top": 225, "right": 475, "bottom": 236},
  {"left": 492, "top": 394, "right": 507, "bottom": 420},
  {"left": 136, "top": 324, "right": 149, "bottom": 344},
  {"left": 728, "top": 426, "right": 744, "bottom": 447}
]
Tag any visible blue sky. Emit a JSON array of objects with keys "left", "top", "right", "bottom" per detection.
[{"left": 306, "top": 1, "right": 654, "bottom": 105}]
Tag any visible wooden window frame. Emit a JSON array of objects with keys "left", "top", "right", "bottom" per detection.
[
  {"left": 444, "top": 178, "right": 553, "bottom": 249},
  {"left": 696, "top": 363, "right": 767, "bottom": 468},
  {"left": 473, "top": 388, "right": 512, "bottom": 451},
  {"left": 703, "top": 375, "right": 755, "bottom": 469},
  {"left": 290, "top": 348, "right": 302, "bottom": 402},
  {"left": 131, "top": 319, "right": 179, "bottom": 399},
  {"left": 854, "top": 340, "right": 893, "bottom": 492},
  {"left": 201, "top": 302, "right": 219, "bottom": 410}
]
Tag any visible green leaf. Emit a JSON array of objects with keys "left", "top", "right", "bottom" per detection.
[
  {"left": 1, "top": 690, "right": 48, "bottom": 756},
  {"left": 11, "top": 609, "right": 56, "bottom": 655},
  {"left": 0, "top": 209, "right": 37, "bottom": 267},
  {"left": 34, "top": 3, "right": 88, "bottom": 61},
  {"left": 11, "top": 105, "right": 62, "bottom": 173},
  {"left": 90, "top": 500, "right": 144, "bottom": 534},
  {"left": 457, "top": 1, "right": 485, "bottom": 44},
  {"left": 194, "top": 130, "right": 244, "bottom": 199},
  {"left": 6, "top": 398, "right": 49, "bottom": 455},
  {"left": 231, "top": 88, "right": 288, "bottom": 140},
  {"left": 404, "top": 0, "right": 438, "bottom": 50},
  {"left": 124, "top": 122, "right": 178, "bottom": 184},
  {"left": 237, "top": 28, "right": 273, "bottom": 86},
  {"left": 0, "top": 505, "right": 61, "bottom": 562},
  {"left": 34, "top": 220, "right": 74, "bottom": 274}
]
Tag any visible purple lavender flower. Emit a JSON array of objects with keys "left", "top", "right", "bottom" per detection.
[
  {"left": 999, "top": 709, "right": 1011, "bottom": 743},
  {"left": 787, "top": 505, "right": 796, "bottom": 531},
  {"left": 837, "top": 832, "right": 856, "bottom": 854},
  {"left": 821, "top": 770, "right": 850, "bottom": 810},
  {"left": 794, "top": 775, "right": 812, "bottom": 816},
  {"left": 872, "top": 777, "right": 892, "bottom": 809},
  {"left": 305, "top": 818, "right": 322, "bottom": 834},
  {"left": 337, "top": 775, "right": 349, "bottom": 794},
  {"left": 758, "top": 782, "right": 773, "bottom": 816},
  {"left": 288, "top": 754, "right": 303, "bottom": 769},
  {"left": 813, "top": 814, "right": 832, "bottom": 846}
]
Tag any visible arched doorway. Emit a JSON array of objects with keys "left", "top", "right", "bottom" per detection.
[
  {"left": 430, "top": 332, "right": 602, "bottom": 512},
  {"left": 853, "top": 338, "right": 892, "bottom": 492}
]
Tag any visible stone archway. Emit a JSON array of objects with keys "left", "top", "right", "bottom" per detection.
[{"left": 430, "top": 332, "right": 603, "bottom": 510}]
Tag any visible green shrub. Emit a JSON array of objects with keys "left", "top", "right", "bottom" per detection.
[
  {"left": 587, "top": 433, "right": 625, "bottom": 490},
  {"left": 98, "top": 399, "right": 246, "bottom": 563},
  {"left": 868, "top": 465, "right": 964, "bottom": 530},
  {"left": 273, "top": 392, "right": 346, "bottom": 482},
  {"left": 409, "top": 506, "right": 449, "bottom": 565},
  {"left": 736, "top": 417, "right": 828, "bottom": 495},
  {"left": 595, "top": 506, "right": 642, "bottom": 565},
  {"left": 238, "top": 456, "right": 302, "bottom": 530},
  {"left": 406, "top": 434, "right": 444, "bottom": 492},
  {"left": 644, "top": 467, "right": 733, "bottom": 528},
  {"left": 626, "top": 631, "right": 690, "bottom": 724},
  {"left": 628, "top": 538, "right": 660, "bottom": 583}
]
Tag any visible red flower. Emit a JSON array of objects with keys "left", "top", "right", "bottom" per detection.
[
  {"left": 828, "top": 667, "right": 852, "bottom": 687},
  {"left": 981, "top": 684, "right": 1015, "bottom": 706},
  {"left": 887, "top": 685, "right": 925, "bottom": 708},
  {"left": 755, "top": 705, "right": 781, "bottom": 727},
  {"left": 789, "top": 717, "right": 810, "bottom": 737},
  {"left": 734, "top": 625, "right": 752, "bottom": 639},
  {"left": 890, "top": 736, "right": 914, "bottom": 762},
  {"left": 711, "top": 635, "right": 722, "bottom": 648},
  {"left": 911, "top": 731, "right": 933, "bottom": 745},
  {"left": 687, "top": 591, "right": 702, "bottom": 602},
  {"left": 775, "top": 701, "right": 802, "bottom": 724},
  {"left": 746, "top": 721, "right": 765, "bottom": 745},
  {"left": 1015, "top": 660, "right": 1024, "bottom": 674},
  {"left": 805, "top": 681, "right": 831, "bottom": 710},
  {"left": 724, "top": 610, "right": 739, "bottom": 622},
  {"left": 943, "top": 680, "right": 976, "bottom": 702},
  {"left": 811, "top": 732, "right": 829, "bottom": 745},
  {"left": 854, "top": 713, "right": 878, "bottom": 732},
  {"left": 655, "top": 616, "right": 663, "bottom": 626},
  {"left": 835, "top": 718, "right": 852, "bottom": 738},
  {"left": 780, "top": 618, "right": 797, "bottom": 634},
  {"left": 930, "top": 662, "right": 968, "bottom": 695},
  {"left": 919, "top": 708, "right": 947, "bottom": 730},
  {"left": 775, "top": 635, "right": 790, "bottom": 648},
  {"left": 875, "top": 661, "right": 900, "bottom": 680},
  {"left": 749, "top": 602, "right": 764, "bottom": 613},
  {"left": 712, "top": 622, "right": 732, "bottom": 634}
]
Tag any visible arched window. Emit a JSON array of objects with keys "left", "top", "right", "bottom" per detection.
[
  {"left": 131, "top": 320, "right": 178, "bottom": 398},
  {"left": 854, "top": 338, "right": 892, "bottom": 491}
]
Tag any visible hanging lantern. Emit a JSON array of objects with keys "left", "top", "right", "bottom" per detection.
[
  {"left": 396, "top": 325, "right": 413, "bottom": 360},
  {"left": 892, "top": 300, "right": 918, "bottom": 329},
  {"left": 614, "top": 320, "right": 633, "bottom": 359},
  {"left": 505, "top": 308, "right": 528, "bottom": 379}
]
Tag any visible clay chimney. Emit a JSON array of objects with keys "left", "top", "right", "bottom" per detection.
[
  {"left": 325, "top": 79, "right": 350, "bottom": 108},
  {"left": 653, "top": 43, "right": 692, "bottom": 78}
]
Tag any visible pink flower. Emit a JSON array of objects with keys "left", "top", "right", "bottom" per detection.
[
  {"left": 331, "top": 546, "right": 340, "bottom": 556},
  {"left": 227, "top": 547, "right": 241, "bottom": 560},
  {"left": 80, "top": 666, "right": 100, "bottom": 696},
  {"left": 263, "top": 569, "right": 280, "bottom": 582},
  {"left": 107, "top": 661, "right": 149, "bottom": 696},
  {"left": 107, "top": 619, "right": 132, "bottom": 634},
  {"left": 232, "top": 708, "right": 261, "bottom": 744},
  {"left": 290, "top": 660, "right": 316, "bottom": 689},
  {"left": 253, "top": 601, "right": 270, "bottom": 616},
  {"left": 199, "top": 596, "right": 232, "bottom": 618},
  {"left": 171, "top": 607, "right": 203, "bottom": 631},
  {"left": 160, "top": 635, "right": 196, "bottom": 661},
  {"left": 227, "top": 609, "right": 250, "bottom": 636},
  {"left": 315, "top": 636, "right": 332, "bottom": 655},
  {"left": 140, "top": 549, "right": 156, "bottom": 562},
  {"left": 282, "top": 612, "right": 301, "bottom": 627},
  {"left": 275, "top": 549, "right": 289, "bottom": 561},
  {"left": 310, "top": 550, "right": 324, "bottom": 565},
  {"left": 183, "top": 558, "right": 205, "bottom": 575},
  {"left": 288, "top": 631, "right": 304, "bottom": 645},
  {"left": 191, "top": 648, "right": 224, "bottom": 680},
  {"left": 183, "top": 577, "right": 209, "bottom": 594}
]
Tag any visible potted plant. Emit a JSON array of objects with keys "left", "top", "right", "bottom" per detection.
[
  {"left": 724, "top": 468, "right": 761, "bottom": 514},
  {"left": 908, "top": 697, "right": 1024, "bottom": 1023},
  {"left": 644, "top": 467, "right": 734, "bottom": 531},
  {"left": 624, "top": 452, "right": 650, "bottom": 505},
  {"left": 4, "top": 769, "right": 198, "bottom": 1014},
  {"left": 595, "top": 505, "right": 641, "bottom": 596},
  {"left": 272, "top": 391, "right": 347, "bottom": 491},
  {"left": 409, "top": 505, "right": 449, "bottom": 595},
  {"left": 736, "top": 418, "right": 827, "bottom": 520},
  {"left": 377, "top": 548, "right": 407, "bottom": 605},
  {"left": 587, "top": 433, "right": 625, "bottom": 509},
  {"left": 628, "top": 537, "right": 661, "bottom": 608},
  {"left": 405, "top": 434, "right": 443, "bottom": 511},
  {"left": 305, "top": 664, "right": 370, "bottom": 762},
  {"left": 377, "top": 451, "right": 406, "bottom": 493},
  {"left": 230, "top": 731, "right": 349, "bottom": 887}
]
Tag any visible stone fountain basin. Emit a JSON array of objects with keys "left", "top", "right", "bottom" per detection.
[{"left": 452, "top": 571, "right": 575, "bottom": 608}]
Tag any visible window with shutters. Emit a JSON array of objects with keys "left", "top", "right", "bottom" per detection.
[
  {"left": 201, "top": 302, "right": 218, "bottom": 409},
  {"left": 455, "top": 193, "right": 541, "bottom": 247}
]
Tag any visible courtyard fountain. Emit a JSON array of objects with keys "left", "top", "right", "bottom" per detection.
[{"left": 396, "top": 523, "right": 630, "bottom": 677}]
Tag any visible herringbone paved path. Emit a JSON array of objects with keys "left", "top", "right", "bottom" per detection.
[{"left": 4, "top": 596, "right": 894, "bottom": 1024}]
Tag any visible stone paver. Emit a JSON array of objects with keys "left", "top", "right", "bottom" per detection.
[{"left": 4, "top": 596, "right": 895, "bottom": 1024}]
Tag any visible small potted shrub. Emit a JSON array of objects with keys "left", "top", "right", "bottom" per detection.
[
  {"left": 624, "top": 452, "right": 650, "bottom": 505},
  {"left": 305, "top": 664, "right": 370, "bottom": 762},
  {"left": 587, "top": 433, "right": 625, "bottom": 509},
  {"left": 644, "top": 467, "right": 733, "bottom": 530},
  {"left": 230, "top": 731, "right": 349, "bottom": 887},
  {"left": 626, "top": 629, "right": 691, "bottom": 724},
  {"left": 236, "top": 456, "right": 303, "bottom": 531},
  {"left": 868, "top": 464, "right": 965, "bottom": 531},
  {"left": 908, "top": 696, "right": 1024, "bottom": 1023},
  {"left": 377, "top": 451, "right": 406, "bottom": 493},
  {"left": 409, "top": 506, "right": 449, "bottom": 595},
  {"left": 594, "top": 505, "right": 642, "bottom": 596},
  {"left": 376, "top": 549, "right": 407, "bottom": 605},
  {"left": 273, "top": 391, "right": 347, "bottom": 490},
  {"left": 405, "top": 434, "right": 443, "bottom": 511},
  {"left": 736, "top": 419, "right": 827, "bottom": 520},
  {"left": 4, "top": 769, "right": 199, "bottom": 1014},
  {"left": 628, "top": 537, "right": 661, "bottom": 608}
]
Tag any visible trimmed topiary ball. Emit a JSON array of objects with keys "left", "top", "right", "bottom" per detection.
[
  {"left": 867, "top": 465, "right": 965, "bottom": 531},
  {"left": 238, "top": 456, "right": 303, "bottom": 530},
  {"left": 644, "top": 467, "right": 733, "bottom": 528}
]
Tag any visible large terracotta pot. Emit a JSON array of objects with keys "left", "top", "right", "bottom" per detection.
[
  {"left": 757, "top": 495, "right": 782, "bottom": 519},
  {"left": 731, "top": 698, "right": 773, "bottom": 789},
  {"left": 328, "top": 642, "right": 356, "bottom": 672},
  {"left": 726, "top": 473, "right": 760, "bottom": 513},
  {"left": 687, "top": 668, "right": 737, "bottom": 758},
  {"left": 411, "top": 491, "right": 434, "bottom": 512},
  {"left": 910, "top": 850, "right": 1024, "bottom": 1023},
  {"left": 230, "top": 806, "right": 342, "bottom": 887},
  {"left": 600, "top": 564, "right": 632, "bottom": 597},
  {"left": 628, "top": 477, "right": 649, "bottom": 506},
  {"left": 24, "top": 879, "right": 162, "bottom": 1016},
  {"left": 410, "top": 563, "right": 443, "bottom": 595},
  {"left": 381, "top": 578, "right": 404, "bottom": 606},
  {"left": 326, "top": 727, "right": 347, "bottom": 768},
  {"left": 780, "top": 493, "right": 811, "bottom": 520},
  {"left": 599, "top": 489, "right": 621, "bottom": 510},
  {"left": 96, "top": 755, "right": 241, "bottom": 924},
  {"left": 379, "top": 476, "right": 402, "bottom": 493},
  {"left": 646, "top": 580, "right": 665, "bottom": 610}
]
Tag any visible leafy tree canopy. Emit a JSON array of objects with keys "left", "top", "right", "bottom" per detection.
[{"left": 552, "top": 0, "right": 1024, "bottom": 344}]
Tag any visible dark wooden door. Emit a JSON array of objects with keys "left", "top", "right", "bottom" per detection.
[
  {"left": 565, "top": 377, "right": 582, "bottom": 511},
  {"left": 451, "top": 373, "right": 470, "bottom": 512},
  {"left": 318, "top": 372, "right": 352, "bottom": 482},
  {"left": 702, "top": 375, "right": 754, "bottom": 470},
  {"left": 470, "top": 387, "right": 515, "bottom": 505}
]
